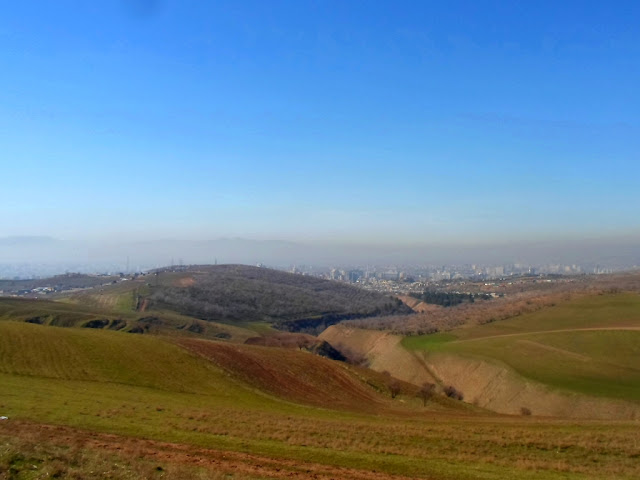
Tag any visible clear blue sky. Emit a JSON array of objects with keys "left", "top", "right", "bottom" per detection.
[{"left": 2, "top": 0, "right": 639, "bottom": 245}]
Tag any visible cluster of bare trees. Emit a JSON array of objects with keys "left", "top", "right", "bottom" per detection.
[
  {"left": 381, "top": 374, "right": 447, "bottom": 406},
  {"left": 149, "top": 265, "right": 411, "bottom": 325},
  {"left": 349, "top": 272, "right": 640, "bottom": 335}
]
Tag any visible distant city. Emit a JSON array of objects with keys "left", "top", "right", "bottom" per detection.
[
  {"left": 0, "top": 261, "right": 631, "bottom": 280},
  {"left": 284, "top": 262, "right": 633, "bottom": 295},
  {"left": 1, "top": 259, "right": 637, "bottom": 298}
]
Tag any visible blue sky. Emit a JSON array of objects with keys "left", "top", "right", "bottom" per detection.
[{"left": 1, "top": 0, "right": 639, "bottom": 245}]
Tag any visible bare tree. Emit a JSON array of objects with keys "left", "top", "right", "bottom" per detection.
[
  {"left": 417, "top": 382, "right": 436, "bottom": 406},
  {"left": 388, "top": 379, "right": 402, "bottom": 399}
]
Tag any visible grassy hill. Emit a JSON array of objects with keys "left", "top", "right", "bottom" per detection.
[
  {"left": 56, "top": 265, "right": 411, "bottom": 333},
  {"left": 402, "top": 292, "right": 640, "bottom": 408},
  {"left": 2, "top": 321, "right": 640, "bottom": 479},
  {"left": 0, "top": 296, "right": 255, "bottom": 342}
]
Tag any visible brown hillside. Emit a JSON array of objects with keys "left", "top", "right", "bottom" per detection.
[
  {"left": 322, "top": 327, "right": 640, "bottom": 420},
  {"left": 244, "top": 332, "right": 316, "bottom": 348},
  {"left": 177, "top": 338, "right": 398, "bottom": 412},
  {"left": 319, "top": 325, "right": 439, "bottom": 386},
  {"left": 397, "top": 295, "right": 441, "bottom": 313},
  {"left": 423, "top": 352, "right": 640, "bottom": 420}
]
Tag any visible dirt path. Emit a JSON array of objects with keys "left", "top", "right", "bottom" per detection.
[
  {"left": 452, "top": 326, "right": 640, "bottom": 344},
  {"left": 516, "top": 340, "right": 591, "bottom": 361},
  {"left": 138, "top": 297, "right": 149, "bottom": 312},
  {"left": 0, "top": 420, "right": 419, "bottom": 480}
]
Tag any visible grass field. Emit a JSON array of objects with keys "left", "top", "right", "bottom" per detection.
[
  {"left": 0, "top": 296, "right": 257, "bottom": 342},
  {"left": 1, "top": 321, "right": 640, "bottom": 479},
  {"left": 402, "top": 293, "right": 640, "bottom": 403}
]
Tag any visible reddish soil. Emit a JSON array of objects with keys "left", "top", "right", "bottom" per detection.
[
  {"left": 0, "top": 420, "right": 416, "bottom": 480},
  {"left": 177, "top": 338, "right": 390, "bottom": 412},
  {"left": 138, "top": 298, "right": 149, "bottom": 312},
  {"left": 174, "top": 277, "right": 196, "bottom": 287},
  {"left": 244, "top": 332, "right": 317, "bottom": 348}
]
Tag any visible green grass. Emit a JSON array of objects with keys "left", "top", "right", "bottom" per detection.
[
  {"left": 443, "top": 331, "right": 640, "bottom": 402},
  {"left": 402, "top": 332, "right": 457, "bottom": 351},
  {"left": 403, "top": 293, "right": 640, "bottom": 402},
  {"left": 454, "top": 292, "right": 640, "bottom": 341},
  {"left": 0, "top": 322, "right": 259, "bottom": 398},
  {"left": 0, "top": 296, "right": 256, "bottom": 341},
  {"left": 3, "top": 372, "right": 637, "bottom": 480},
  {"left": 2, "top": 322, "right": 639, "bottom": 479},
  {"left": 246, "top": 321, "right": 276, "bottom": 334}
]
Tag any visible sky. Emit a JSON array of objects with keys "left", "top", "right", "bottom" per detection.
[{"left": 1, "top": 0, "right": 639, "bottom": 257}]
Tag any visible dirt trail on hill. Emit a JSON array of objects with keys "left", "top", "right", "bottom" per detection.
[
  {"left": 137, "top": 297, "right": 149, "bottom": 312},
  {"left": 322, "top": 325, "right": 640, "bottom": 420},
  {"left": 0, "top": 420, "right": 416, "bottom": 480},
  {"left": 516, "top": 340, "right": 591, "bottom": 361},
  {"left": 453, "top": 326, "right": 640, "bottom": 343}
]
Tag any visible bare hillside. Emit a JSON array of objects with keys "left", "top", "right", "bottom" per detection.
[{"left": 148, "top": 265, "right": 412, "bottom": 331}]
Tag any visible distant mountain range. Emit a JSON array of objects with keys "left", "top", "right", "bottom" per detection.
[{"left": 1, "top": 235, "right": 639, "bottom": 271}]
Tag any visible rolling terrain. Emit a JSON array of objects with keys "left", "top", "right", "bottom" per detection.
[
  {"left": 57, "top": 265, "right": 411, "bottom": 334},
  {"left": 1, "top": 320, "right": 640, "bottom": 479},
  {"left": 2, "top": 269, "right": 640, "bottom": 478},
  {"left": 0, "top": 296, "right": 254, "bottom": 342},
  {"left": 326, "top": 291, "right": 640, "bottom": 419}
]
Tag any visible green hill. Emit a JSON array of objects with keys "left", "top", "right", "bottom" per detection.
[
  {"left": 0, "top": 296, "right": 255, "bottom": 341},
  {"left": 403, "top": 292, "right": 640, "bottom": 404},
  {"left": 2, "top": 315, "right": 640, "bottom": 479}
]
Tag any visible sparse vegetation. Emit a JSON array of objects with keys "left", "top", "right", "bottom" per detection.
[
  {"left": 444, "top": 385, "right": 464, "bottom": 401},
  {"left": 417, "top": 383, "right": 436, "bottom": 406},
  {"left": 1, "top": 274, "right": 640, "bottom": 479},
  {"left": 146, "top": 265, "right": 411, "bottom": 331},
  {"left": 410, "top": 289, "right": 491, "bottom": 307},
  {"left": 351, "top": 272, "right": 640, "bottom": 335}
]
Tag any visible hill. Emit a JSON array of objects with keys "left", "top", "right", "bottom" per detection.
[
  {"left": 0, "top": 321, "right": 416, "bottom": 412},
  {"left": 143, "top": 265, "right": 412, "bottom": 331},
  {"left": 0, "top": 296, "right": 255, "bottom": 342},
  {"left": 351, "top": 271, "right": 640, "bottom": 335},
  {"left": 329, "top": 291, "right": 640, "bottom": 419},
  {"left": 2, "top": 321, "right": 640, "bottom": 479}
]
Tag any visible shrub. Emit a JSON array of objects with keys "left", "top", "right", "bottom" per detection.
[
  {"left": 417, "top": 383, "right": 436, "bottom": 406},
  {"left": 444, "top": 385, "right": 464, "bottom": 401},
  {"left": 388, "top": 380, "right": 402, "bottom": 399}
]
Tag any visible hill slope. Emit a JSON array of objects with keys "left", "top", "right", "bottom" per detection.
[
  {"left": 145, "top": 265, "right": 411, "bottom": 331},
  {"left": 329, "top": 292, "right": 640, "bottom": 419},
  {"left": 0, "top": 296, "right": 254, "bottom": 341},
  {"left": 0, "top": 321, "right": 414, "bottom": 412},
  {"left": 2, "top": 319, "right": 640, "bottom": 478}
]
